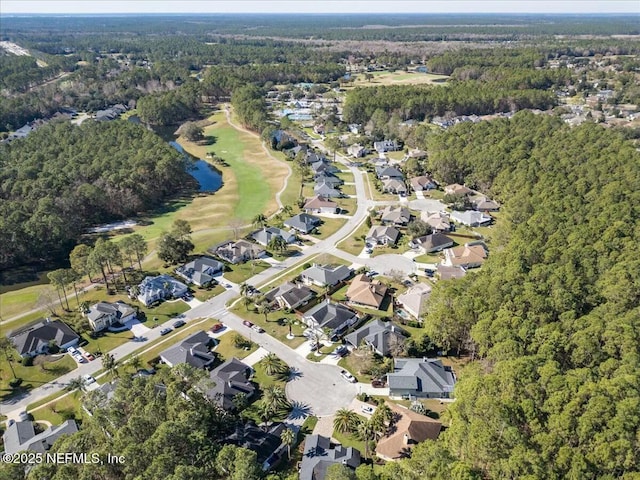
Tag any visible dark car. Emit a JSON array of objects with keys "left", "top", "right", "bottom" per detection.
[
  {"left": 159, "top": 327, "right": 172, "bottom": 336},
  {"left": 371, "top": 379, "right": 386, "bottom": 388},
  {"left": 173, "top": 320, "right": 186, "bottom": 328},
  {"left": 210, "top": 323, "right": 224, "bottom": 333},
  {"left": 243, "top": 320, "right": 254, "bottom": 328},
  {"left": 333, "top": 345, "right": 348, "bottom": 357}
]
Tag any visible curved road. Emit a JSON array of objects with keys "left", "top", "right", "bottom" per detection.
[{"left": 1, "top": 136, "right": 412, "bottom": 424}]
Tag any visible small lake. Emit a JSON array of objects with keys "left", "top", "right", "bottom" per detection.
[{"left": 169, "top": 140, "right": 222, "bottom": 193}]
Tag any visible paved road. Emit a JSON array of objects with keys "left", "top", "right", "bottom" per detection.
[{"left": 2, "top": 142, "right": 411, "bottom": 421}]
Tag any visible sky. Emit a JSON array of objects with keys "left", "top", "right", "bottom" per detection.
[{"left": 1, "top": 0, "right": 638, "bottom": 15}]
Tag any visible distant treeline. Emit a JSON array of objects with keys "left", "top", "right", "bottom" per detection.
[{"left": 0, "top": 121, "right": 190, "bottom": 270}]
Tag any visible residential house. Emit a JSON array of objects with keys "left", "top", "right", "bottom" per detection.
[
  {"left": 313, "top": 124, "right": 325, "bottom": 135},
  {"left": 211, "top": 239, "right": 265, "bottom": 264},
  {"left": 303, "top": 195, "right": 339, "bottom": 215},
  {"left": 9, "top": 319, "right": 80, "bottom": 358},
  {"left": 444, "top": 183, "right": 473, "bottom": 196},
  {"left": 450, "top": 210, "right": 492, "bottom": 227},
  {"left": 436, "top": 264, "right": 467, "bottom": 280},
  {"left": 366, "top": 225, "right": 400, "bottom": 246},
  {"left": 283, "top": 213, "right": 321, "bottom": 234},
  {"left": 86, "top": 301, "right": 137, "bottom": 332},
  {"left": 387, "top": 358, "right": 456, "bottom": 399},
  {"left": 375, "top": 165, "right": 404, "bottom": 180},
  {"left": 207, "top": 357, "right": 255, "bottom": 410},
  {"left": 175, "top": 257, "right": 224, "bottom": 287},
  {"left": 137, "top": 274, "right": 188, "bottom": 307},
  {"left": 443, "top": 244, "right": 487, "bottom": 269},
  {"left": 265, "top": 282, "right": 315, "bottom": 310},
  {"left": 396, "top": 283, "right": 432, "bottom": 319},
  {"left": 160, "top": 331, "right": 216, "bottom": 369},
  {"left": 379, "top": 205, "right": 411, "bottom": 226},
  {"left": 345, "top": 319, "right": 407, "bottom": 356},
  {"left": 409, "top": 233, "right": 454, "bottom": 254},
  {"left": 300, "top": 435, "right": 361, "bottom": 480},
  {"left": 251, "top": 227, "right": 297, "bottom": 247},
  {"left": 305, "top": 151, "right": 325, "bottom": 165},
  {"left": 345, "top": 274, "right": 388, "bottom": 309},
  {"left": 314, "top": 182, "right": 342, "bottom": 198},
  {"left": 469, "top": 195, "right": 500, "bottom": 212},
  {"left": 376, "top": 402, "right": 442, "bottom": 461},
  {"left": 381, "top": 178, "right": 408, "bottom": 195},
  {"left": 83, "top": 381, "right": 118, "bottom": 416},
  {"left": 374, "top": 140, "right": 400, "bottom": 153},
  {"left": 300, "top": 264, "right": 352, "bottom": 287},
  {"left": 302, "top": 300, "right": 358, "bottom": 338},
  {"left": 420, "top": 212, "right": 451, "bottom": 232},
  {"left": 348, "top": 124, "right": 361, "bottom": 134},
  {"left": 407, "top": 148, "right": 427, "bottom": 159},
  {"left": 314, "top": 172, "right": 343, "bottom": 187},
  {"left": 311, "top": 160, "right": 339, "bottom": 175},
  {"left": 2, "top": 420, "right": 79, "bottom": 455},
  {"left": 410, "top": 175, "right": 437, "bottom": 191},
  {"left": 227, "top": 421, "right": 287, "bottom": 471},
  {"left": 347, "top": 143, "right": 367, "bottom": 158}
]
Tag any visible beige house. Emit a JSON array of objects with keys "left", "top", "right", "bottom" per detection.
[
  {"left": 443, "top": 244, "right": 487, "bottom": 269},
  {"left": 346, "top": 274, "right": 388, "bottom": 309}
]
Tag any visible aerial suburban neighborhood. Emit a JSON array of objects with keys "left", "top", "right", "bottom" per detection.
[{"left": 1, "top": 3, "right": 639, "bottom": 480}]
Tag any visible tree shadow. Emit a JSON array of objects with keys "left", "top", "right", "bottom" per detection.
[
  {"left": 288, "top": 401, "right": 312, "bottom": 420},
  {"left": 202, "top": 135, "right": 217, "bottom": 145},
  {"left": 287, "top": 366, "right": 303, "bottom": 382}
]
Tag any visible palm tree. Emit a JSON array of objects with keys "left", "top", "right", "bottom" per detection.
[
  {"left": 356, "top": 419, "right": 375, "bottom": 459},
  {"left": 262, "top": 385, "right": 290, "bottom": 414},
  {"left": 280, "top": 427, "right": 296, "bottom": 460},
  {"left": 284, "top": 317, "right": 296, "bottom": 339},
  {"left": 333, "top": 408, "right": 359, "bottom": 434},
  {"left": 66, "top": 376, "right": 86, "bottom": 396},
  {"left": 241, "top": 294, "right": 253, "bottom": 312},
  {"left": 239, "top": 282, "right": 249, "bottom": 297},
  {"left": 129, "top": 355, "right": 142, "bottom": 372},
  {"left": 282, "top": 205, "right": 293, "bottom": 217},
  {"left": 102, "top": 353, "right": 118, "bottom": 379},
  {"left": 47, "top": 269, "right": 70, "bottom": 311},
  {"left": 268, "top": 235, "right": 288, "bottom": 253},
  {"left": 252, "top": 213, "right": 267, "bottom": 228},
  {"left": 261, "top": 353, "right": 287, "bottom": 377},
  {"left": 256, "top": 299, "right": 271, "bottom": 322}
]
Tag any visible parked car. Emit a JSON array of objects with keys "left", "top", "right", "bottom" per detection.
[
  {"left": 252, "top": 325, "right": 265, "bottom": 333},
  {"left": 361, "top": 405, "right": 375, "bottom": 415},
  {"left": 67, "top": 347, "right": 79, "bottom": 355},
  {"left": 83, "top": 374, "right": 96, "bottom": 385},
  {"left": 18, "top": 411, "right": 29, "bottom": 422},
  {"left": 83, "top": 352, "right": 95, "bottom": 361},
  {"left": 173, "top": 319, "right": 186, "bottom": 328},
  {"left": 133, "top": 368, "right": 156, "bottom": 378},
  {"left": 210, "top": 323, "right": 224, "bottom": 333},
  {"left": 72, "top": 353, "right": 86, "bottom": 363},
  {"left": 333, "top": 345, "right": 348, "bottom": 356},
  {"left": 340, "top": 369, "right": 357, "bottom": 383},
  {"left": 160, "top": 327, "right": 173, "bottom": 336},
  {"left": 243, "top": 320, "right": 254, "bottom": 328},
  {"left": 371, "top": 379, "right": 386, "bottom": 388}
]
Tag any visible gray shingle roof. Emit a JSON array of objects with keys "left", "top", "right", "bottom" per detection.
[
  {"left": 175, "top": 257, "right": 223, "bottom": 286},
  {"left": 251, "top": 227, "right": 297, "bottom": 246},
  {"left": 207, "top": 358, "right": 255, "bottom": 410},
  {"left": 86, "top": 301, "right": 136, "bottom": 324},
  {"left": 344, "top": 319, "right": 407, "bottom": 356},
  {"left": 301, "top": 264, "right": 352, "bottom": 286},
  {"left": 9, "top": 319, "right": 80, "bottom": 357},
  {"left": 2, "top": 420, "right": 78, "bottom": 455},
  {"left": 283, "top": 213, "right": 321, "bottom": 233},
  {"left": 160, "top": 331, "right": 216, "bottom": 369},
  {"left": 387, "top": 358, "right": 456, "bottom": 397},
  {"left": 303, "top": 300, "right": 357, "bottom": 331},
  {"left": 300, "top": 435, "right": 361, "bottom": 480}
]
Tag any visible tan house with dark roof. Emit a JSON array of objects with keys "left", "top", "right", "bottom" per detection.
[
  {"left": 375, "top": 402, "right": 441, "bottom": 461},
  {"left": 346, "top": 274, "right": 388, "bottom": 309}
]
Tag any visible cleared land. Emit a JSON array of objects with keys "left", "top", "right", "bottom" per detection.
[{"left": 347, "top": 70, "right": 450, "bottom": 88}]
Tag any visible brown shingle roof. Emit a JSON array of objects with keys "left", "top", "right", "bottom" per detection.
[
  {"left": 346, "top": 274, "right": 388, "bottom": 309},
  {"left": 376, "top": 402, "right": 441, "bottom": 460}
]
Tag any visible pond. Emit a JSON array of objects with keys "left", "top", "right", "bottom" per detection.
[{"left": 168, "top": 140, "right": 222, "bottom": 193}]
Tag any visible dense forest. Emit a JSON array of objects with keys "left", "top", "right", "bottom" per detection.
[
  {"left": 381, "top": 112, "right": 640, "bottom": 479},
  {"left": 0, "top": 120, "right": 190, "bottom": 270}
]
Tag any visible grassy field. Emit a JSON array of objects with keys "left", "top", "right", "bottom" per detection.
[
  {"left": 213, "top": 331, "right": 258, "bottom": 361},
  {"left": 341, "top": 184, "right": 357, "bottom": 196},
  {"left": 332, "top": 428, "right": 367, "bottom": 456},
  {"left": 229, "top": 303, "right": 307, "bottom": 349},
  {"left": 337, "top": 221, "right": 370, "bottom": 256},
  {"left": 0, "top": 354, "right": 77, "bottom": 402},
  {"left": 1, "top": 283, "right": 49, "bottom": 320},
  {"left": 31, "top": 392, "right": 83, "bottom": 425},
  {"left": 225, "top": 260, "right": 272, "bottom": 284},
  {"left": 335, "top": 171, "right": 355, "bottom": 183},
  {"left": 313, "top": 217, "right": 348, "bottom": 240},
  {"left": 348, "top": 70, "right": 450, "bottom": 88}
]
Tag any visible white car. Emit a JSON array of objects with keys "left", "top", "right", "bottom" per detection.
[
  {"left": 361, "top": 405, "right": 375, "bottom": 415},
  {"left": 72, "top": 353, "right": 86, "bottom": 363},
  {"left": 340, "top": 369, "right": 357, "bottom": 383},
  {"left": 83, "top": 374, "right": 96, "bottom": 385}
]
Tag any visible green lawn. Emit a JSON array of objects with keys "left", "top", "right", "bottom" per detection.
[
  {"left": 313, "top": 217, "right": 348, "bottom": 240},
  {"left": 0, "top": 283, "right": 47, "bottom": 319},
  {"left": 0, "top": 354, "right": 77, "bottom": 402},
  {"left": 229, "top": 304, "right": 307, "bottom": 348},
  {"left": 337, "top": 221, "right": 370, "bottom": 256},
  {"left": 338, "top": 354, "right": 373, "bottom": 384},
  {"left": 225, "top": 260, "right": 271, "bottom": 284},
  {"left": 335, "top": 171, "right": 355, "bottom": 183},
  {"left": 332, "top": 427, "right": 367, "bottom": 455},
  {"left": 340, "top": 184, "right": 356, "bottom": 196},
  {"left": 413, "top": 253, "right": 442, "bottom": 263},
  {"left": 192, "top": 284, "right": 225, "bottom": 302},
  {"left": 255, "top": 254, "right": 349, "bottom": 291},
  {"left": 213, "top": 330, "right": 258, "bottom": 361},
  {"left": 336, "top": 197, "right": 357, "bottom": 215},
  {"left": 30, "top": 393, "right": 83, "bottom": 425}
]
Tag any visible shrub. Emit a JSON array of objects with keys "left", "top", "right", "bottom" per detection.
[{"left": 22, "top": 356, "right": 34, "bottom": 366}]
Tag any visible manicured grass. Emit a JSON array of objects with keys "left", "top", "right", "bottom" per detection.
[
  {"left": 31, "top": 393, "right": 83, "bottom": 425},
  {"left": 0, "top": 354, "right": 78, "bottom": 401},
  {"left": 385, "top": 151, "right": 406, "bottom": 161},
  {"left": 229, "top": 304, "right": 307, "bottom": 349},
  {"left": 337, "top": 221, "right": 370, "bottom": 256},
  {"left": 338, "top": 354, "right": 373, "bottom": 384},
  {"left": 335, "top": 171, "right": 355, "bottom": 183},
  {"left": 225, "top": 260, "right": 271, "bottom": 284},
  {"left": 347, "top": 70, "right": 450, "bottom": 88},
  {"left": 252, "top": 358, "right": 289, "bottom": 389},
  {"left": 313, "top": 217, "right": 348, "bottom": 240},
  {"left": 213, "top": 330, "right": 258, "bottom": 361},
  {"left": 193, "top": 284, "right": 225, "bottom": 302},
  {"left": 413, "top": 253, "right": 442, "bottom": 263},
  {"left": 255, "top": 254, "right": 349, "bottom": 291},
  {"left": 336, "top": 197, "right": 357, "bottom": 215},
  {"left": 332, "top": 428, "right": 367, "bottom": 455},
  {"left": 0, "top": 283, "right": 48, "bottom": 320},
  {"left": 340, "top": 184, "right": 357, "bottom": 196}
]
